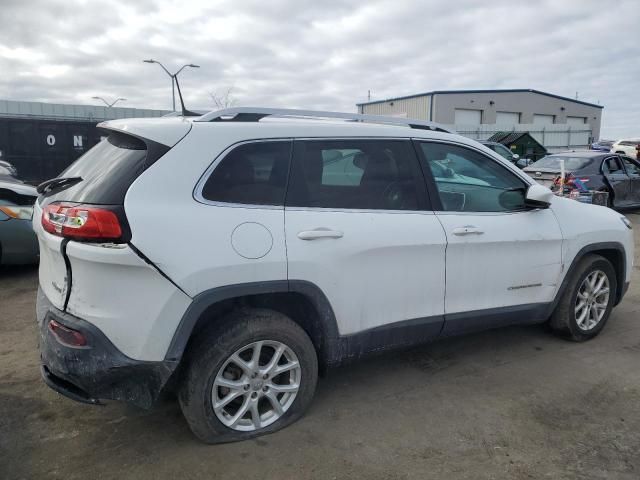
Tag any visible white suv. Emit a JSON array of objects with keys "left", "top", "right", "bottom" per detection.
[
  {"left": 611, "top": 138, "right": 640, "bottom": 157},
  {"left": 35, "top": 108, "right": 634, "bottom": 443}
]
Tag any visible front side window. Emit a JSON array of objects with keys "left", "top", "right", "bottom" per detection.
[
  {"left": 286, "top": 139, "right": 423, "bottom": 210},
  {"left": 603, "top": 157, "right": 623, "bottom": 174},
  {"left": 201, "top": 141, "right": 292, "bottom": 206},
  {"left": 419, "top": 142, "right": 527, "bottom": 212}
]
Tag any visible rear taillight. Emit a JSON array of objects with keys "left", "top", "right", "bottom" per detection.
[
  {"left": 41, "top": 202, "right": 122, "bottom": 241},
  {"left": 48, "top": 319, "right": 87, "bottom": 347}
]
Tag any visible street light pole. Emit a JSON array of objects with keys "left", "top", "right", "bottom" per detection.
[
  {"left": 143, "top": 59, "right": 200, "bottom": 111},
  {"left": 91, "top": 96, "right": 127, "bottom": 107}
]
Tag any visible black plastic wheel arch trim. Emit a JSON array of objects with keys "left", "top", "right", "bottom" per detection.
[
  {"left": 547, "top": 242, "right": 627, "bottom": 313},
  {"left": 163, "top": 280, "right": 339, "bottom": 362}
]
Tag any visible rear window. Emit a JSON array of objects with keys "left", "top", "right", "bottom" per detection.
[
  {"left": 529, "top": 156, "right": 593, "bottom": 171},
  {"left": 41, "top": 132, "right": 159, "bottom": 205}
]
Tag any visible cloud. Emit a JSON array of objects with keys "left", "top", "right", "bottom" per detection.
[{"left": 0, "top": 0, "right": 638, "bottom": 138}]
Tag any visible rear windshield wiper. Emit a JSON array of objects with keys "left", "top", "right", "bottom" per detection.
[{"left": 37, "top": 177, "right": 83, "bottom": 195}]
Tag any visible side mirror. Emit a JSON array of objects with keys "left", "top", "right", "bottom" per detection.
[
  {"left": 525, "top": 184, "right": 553, "bottom": 209},
  {"left": 512, "top": 153, "right": 520, "bottom": 161}
]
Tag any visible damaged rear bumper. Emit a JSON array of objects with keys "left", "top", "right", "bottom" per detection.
[{"left": 37, "top": 288, "right": 177, "bottom": 409}]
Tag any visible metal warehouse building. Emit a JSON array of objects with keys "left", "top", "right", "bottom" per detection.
[
  {"left": 357, "top": 89, "right": 603, "bottom": 151},
  {"left": 0, "top": 100, "right": 169, "bottom": 183}
]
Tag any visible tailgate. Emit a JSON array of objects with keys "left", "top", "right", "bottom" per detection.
[{"left": 33, "top": 201, "right": 69, "bottom": 309}]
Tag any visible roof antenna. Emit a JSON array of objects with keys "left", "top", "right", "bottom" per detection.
[{"left": 174, "top": 75, "right": 200, "bottom": 117}]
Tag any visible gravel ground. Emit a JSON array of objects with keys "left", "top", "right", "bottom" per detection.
[{"left": 1, "top": 212, "right": 639, "bottom": 480}]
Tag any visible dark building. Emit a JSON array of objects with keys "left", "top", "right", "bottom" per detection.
[{"left": 0, "top": 100, "right": 169, "bottom": 184}]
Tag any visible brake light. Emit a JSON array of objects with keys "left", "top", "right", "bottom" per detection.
[
  {"left": 48, "top": 319, "right": 87, "bottom": 347},
  {"left": 41, "top": 203, "right": 122, "bottom": 241}
]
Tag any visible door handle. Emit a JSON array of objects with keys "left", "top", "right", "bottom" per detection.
[
  {"left": 297, "top": 229, "right": 344, "bottom": 240},
  {"left": 452, "top": 225, "right": 484, "bottom": 236}
]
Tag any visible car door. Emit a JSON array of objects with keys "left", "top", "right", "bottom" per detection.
[
  {"left": 415, "top": 140, "right": 563, "bottom": 336},
  {"left": 285, "top": 138, "right": 447, "bottom": 338},
  {"left": 620, "top": 156, "right": 640, "bottom": 205},
  {"left": 602, "top": 155, "right": 630, "bottom": 206}
]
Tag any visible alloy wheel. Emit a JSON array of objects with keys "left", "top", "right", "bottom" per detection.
[
  {"left": 212, "top": 340, "right": 301, "bottom": 432},
  {"left": 575, "top": 270, "right": 610, "bottom": 331}
]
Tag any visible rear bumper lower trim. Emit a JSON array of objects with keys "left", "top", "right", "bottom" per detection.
[
  {"left": 40, "top": 365, "right": 102, "bottom": 405},
  {"left": 37, "top": 287, "right": 177, "bottom": 409}
]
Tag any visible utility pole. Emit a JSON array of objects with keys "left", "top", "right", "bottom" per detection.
[{"left": 143, "top": 59, "right": 200, "bottom": 111}]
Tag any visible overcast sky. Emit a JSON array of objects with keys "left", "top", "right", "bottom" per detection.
[{"left": 1, "top": 0, "right": 639, "bottom": 138}]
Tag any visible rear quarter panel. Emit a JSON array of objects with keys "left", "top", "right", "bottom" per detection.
[
  {"left": 123, "top": 123, "right": 290, "bottom": 297},
  {"left": 64, "top": 242, "right": 192, "bottom": 361}
]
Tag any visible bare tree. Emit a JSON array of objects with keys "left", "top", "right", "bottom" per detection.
[{"left": 209, "top": 87, "right": 237, "bottom": 109}]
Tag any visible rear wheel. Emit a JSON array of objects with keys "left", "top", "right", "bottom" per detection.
[
  {"left": 550, "top": 254, "right": 617, "bottom": 341},
  {"left": 178, "top": 308, "right": 318, "bottom": 443}
]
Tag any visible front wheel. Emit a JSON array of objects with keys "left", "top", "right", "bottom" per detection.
[
  {"left": 178, "top": 308, "right": 318, "bottom": 443},
  {"left": 550, "top": 254, "right": 617, "bottom": 342}
]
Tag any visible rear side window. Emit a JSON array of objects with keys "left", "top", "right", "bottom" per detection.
[
  {"left": 201, "top": 141, "right": 292, "bottom": 206},
  {"left": 286, "top": 139, "right": 424, "bottom": 210},
  {"left": 622, "top": 157, "right": 640, "bottom": 175},
  {"left": 42, "top": 131, "right": 163, "bottom": 205}
]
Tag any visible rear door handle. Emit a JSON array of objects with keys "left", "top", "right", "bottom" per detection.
[
  {"left": 452, "top": 225, "right": 484, "bottom": 236},
  {"left": 297, "top": 229, "right": 344, "bottom": 240}
]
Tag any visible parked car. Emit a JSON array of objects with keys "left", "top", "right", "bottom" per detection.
[
  {"left": 35, "top": 108, "right": 633, "bottom": 444},
  {"left": 611, "top": 139, "right": 640, "bottom": 157},
  {"left": 524, "top": 151, "right": 640, "bottom": 209},
  {"left": 479, "top": 140, "right": 528, "bottom": 168},
  {"left": 0, "top": 162, "right": 18, "bottom": 178},
  {"left": 591, "top": 140, "right": 614, "bottom": 152},
  {"left": 0, "top": 177, "right": 39, "bottom": 265}
]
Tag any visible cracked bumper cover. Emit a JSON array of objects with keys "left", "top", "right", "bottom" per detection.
[{"left": 37, "top": 288, "right": 177, "bottom": 409}]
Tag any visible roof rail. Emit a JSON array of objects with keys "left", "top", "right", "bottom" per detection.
[{"left": 195, "top": 107, "right": 453, "bottom": 133}]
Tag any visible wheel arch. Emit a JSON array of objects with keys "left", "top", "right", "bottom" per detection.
[
  {"left": 165, "top": 280, "right": 340, "bottom": 366},
  {"left": 552, "top": 242, "right": 627, "bottom": 313}
]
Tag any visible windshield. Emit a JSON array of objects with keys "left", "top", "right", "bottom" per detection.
[{"left": 528, "top": 156, "right": 592, "bottom": 171}]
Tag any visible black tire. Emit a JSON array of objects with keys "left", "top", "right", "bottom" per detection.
[
  {"left": 178, "top": 308, "right": 318, "bottom": 444},
  {"left": 550, "top": 254, "right": 617, "bottom": 342}
]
